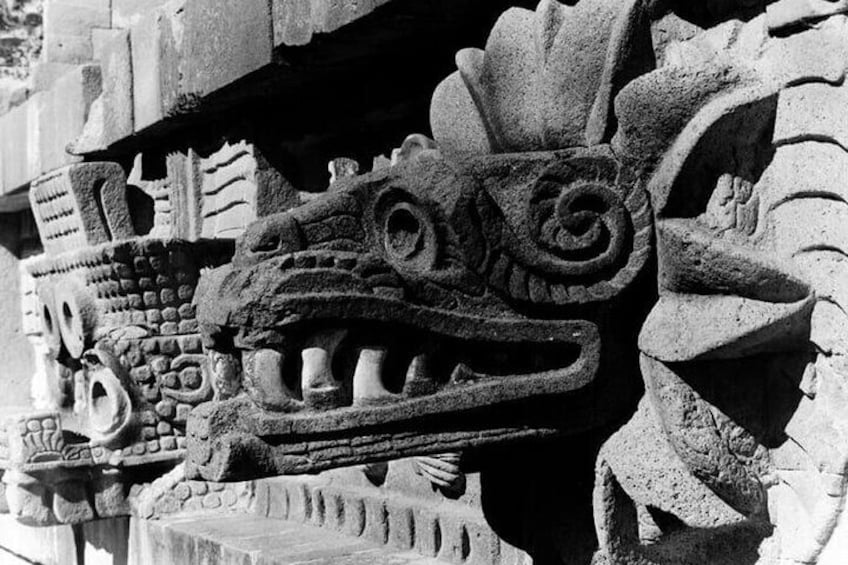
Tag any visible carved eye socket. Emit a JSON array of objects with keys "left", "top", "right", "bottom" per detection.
[
  {"left": 379, "top": 197, "right": 438, "bottom": 271},
  {"left": 385, "top": 205, "right": 423, "bottom": 259}
]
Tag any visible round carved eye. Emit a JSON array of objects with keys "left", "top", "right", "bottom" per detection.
[
  {"left": 37, "top": 288, "right": 63, "bottom": 356},
  {"left": 55, "top": 282, "right": 96, "bottom": 359},
  {"left": 380, "top": 198, "right": 438, "bottom": 271}
]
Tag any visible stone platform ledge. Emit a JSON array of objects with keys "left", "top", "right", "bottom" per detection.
[{"left": 130, "top": 514, "right": 458, "bottom": 565}]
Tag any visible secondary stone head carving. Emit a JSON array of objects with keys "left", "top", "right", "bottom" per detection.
[
  {"left": 1, "top": 161, "right": 234, "bottom": 526},
  {"left": 594, "top": 8, "right": 848, "bottom": 564},
  {"left": 187, "top": 0, "right": 656, "bottom": 481}
]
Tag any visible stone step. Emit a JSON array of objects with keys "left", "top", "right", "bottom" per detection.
[{"left": 129, "top": 514, "right": 446, "bottom": 565}]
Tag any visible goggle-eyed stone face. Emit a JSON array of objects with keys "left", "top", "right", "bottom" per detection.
[{"left": 0, "top": 162, "right": 236, "bottom": 526}]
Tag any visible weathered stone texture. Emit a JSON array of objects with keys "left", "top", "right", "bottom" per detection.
[
  {"left": 129, "top": 0, "right": 183, "bottom": 131},
  {"left": 71, "top": 27, "right": 131, "bottom": 152},
  {"left": 0, "top": 513, "right": 76, "bottom": 565},
  {"left": 272, "top": 0, "right": 392, "bottom": 46},
  {"left": 37, "top": 63, "right": 100, "bottom": 173},
  {"left": 42, "top": 0, "right": 109, "bottom": 64},
  {"left": 181, "top": 0, "right": 272, "bottom": 98},
  {"left": 0, "top": 214, "right": 34, "bottom": 408},
  {"left": 28, "top": 162, "right": 132, "bottom": 255}
]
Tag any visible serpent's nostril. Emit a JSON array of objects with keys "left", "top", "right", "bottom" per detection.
[
  {"left": 237, "top": 213, "right": 305, "bottom": 266},
  {"left": 252, "top": 234, "right": 281, "bottom": 253}
]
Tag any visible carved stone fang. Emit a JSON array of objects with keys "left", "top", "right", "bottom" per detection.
[
  {"left": 301, "top": 329, "right": 348, "bottom": 410},
  {"left": 352, "top": 346, "right": 397, "bottom": 406}
]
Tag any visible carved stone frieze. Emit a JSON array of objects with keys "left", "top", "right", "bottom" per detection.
[{"left": 4, "top": 1, "right": 847, "bottom": 563}]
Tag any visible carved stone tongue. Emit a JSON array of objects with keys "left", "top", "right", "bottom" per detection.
[
  {"left": 301, "top": 329, "right": 347, "bottom": 409},
  {"left": 353, "top": 346, "right": 395, "bottom": 405}
]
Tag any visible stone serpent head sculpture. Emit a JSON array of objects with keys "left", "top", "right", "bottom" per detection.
[{"left": 186, "top": 0, "right": 656, "bottom": 481}]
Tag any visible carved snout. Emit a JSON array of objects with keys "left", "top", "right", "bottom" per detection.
[
  {"left": 234, "top": 213, "right": 304, "bottom": 267},
  {"left": 234, "top": 191, "right": 365, "bottom": 268}
]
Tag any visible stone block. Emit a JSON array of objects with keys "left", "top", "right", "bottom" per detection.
[
  {"left": 92, "top": 470, "right": 131, "bottom": 518},
  {"left": 386, "top": 500, "right": 415, "bottom": 550},
  {"left": 362, "top": 496, "right": 388, "bottom": 545},
  {"left": 73, "top": 28, "right": 134, "bottom": 153},
  {"left": 412, "top": 508, "right": 440, "bottom": 557},
  {"left": 91, "top": 27, "right": 125, "bottom": 62},
  {"left": 0, "top": 97, "right": 39, "bottom": 194},
  {"left": 343, "top": 492, "right": 367, "bottom": 538},
  {"left": 271, "top": 0, "right": 312, "bottom": 46},
  {"left": 44, "top": 0, "right": 111, "bottom": 37},
  {"left": 52, "top": 480, "right": 96, "bottom": 524},
  {"left": 287, "top": 482, "right": 313, "bottom": 523},
  {"left": 182, "top": 0, "right": 272, "bottom": 97},
  {"left": 82, "top": 517, "right": 130, "bottom": 565},
  {"left": 0, "top": 514, "right": 76, "bottom": 565},
  {"left": 42, "top": 0, "right": 112, "bottom": 64},
  {"left": 112, "top": 0, "right": 173, "bottom": 28},
  {"left": 130, "top": 0, "right": 184, "bottom": 131},
  {"left": 29, "top": 162, "right": 134, "bottom": 255},
  {"left": 311, "top": 0, "right": 393, "bottom": 34},
  {"left": 42, "top": 33, "right": 95, "bottom": 64},
  {"left": 196, "top": 141, "right": 299, "bottom": 239},
  {"left": 0, "top": 77, "right": 28, "bottom": 116},
  {"left": 272, "top": 0, "right": 392, "bottom": 47},
  {"left": 30, "top": 62, "right": 80, "bottom": 92},
  {"left": 38, "top": 64, "right": 101, "bottom": 173},
  {"left": 320, "top": 486, "right": 346, "bottom": 532}
]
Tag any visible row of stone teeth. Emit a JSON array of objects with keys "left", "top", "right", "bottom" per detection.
[{"left": 243, "top": 329, "right": 433, "bottom": 410}]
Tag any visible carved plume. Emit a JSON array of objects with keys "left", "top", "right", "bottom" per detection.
[{"left": 430, "top": 0, "right": 653, "bottom": 157}]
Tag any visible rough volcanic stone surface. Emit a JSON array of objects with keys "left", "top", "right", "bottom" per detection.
[
  {"left": 271, "top": 0, "right": 393, "bottom": 46},
  {"left": 181, "top": 0, "right": 272, "bottom": 98},
  {"left": 42, "top": 0, "right": 109, "bottom": 64},
  {"left": 37, "top": 62, "right": 100, "bottom": 173},
  {"left": 71, "top": 27, "right": 132, "bottom": 153}
]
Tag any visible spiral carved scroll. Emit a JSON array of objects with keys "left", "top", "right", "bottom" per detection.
[{"left": 480, "top": 153, "right": 652, "bottom": 306}]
